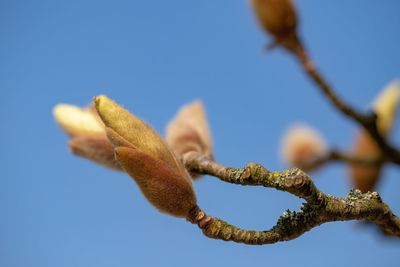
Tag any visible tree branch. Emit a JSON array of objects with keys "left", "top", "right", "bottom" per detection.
[
  {"left": 299, "top": 149, "right": 384, "bottom": 172},
  {"left": 183, "top": 152, "right": 400, "bottom": 245},
  {"left": 293, "top": 49, "right": 400, "bottom": 165}
]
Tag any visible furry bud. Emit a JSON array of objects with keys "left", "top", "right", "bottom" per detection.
[
  {"left": 280, "top": 123, "right": 327, "bottom": 169},
  {"left": 95, "top": 95, "right": 184, "bottom": 173},
  {"left": 115, "top": 147, "right": 197, "bottom": 217},
  {"left": 251, "top": 0, "right": 301, "bottom": 52},
  {"left": 372, "top": 81, "right": 400, "bottom": 136},
  {"left": 349, "top": 81, "right": 400, "bottom": 192},
  {"left": 349, "top": 131, "right": 382, "bottom": 192},
  {"left": 53, "top": 103, "right": 121, "bottom": 170},
  {"left": 94, "top": 95, "right": 197, "bottom": 217},
  {"left": 53, "top": 104, "right": 104, "bottom": 137},
  {"left": 166, "top": 100, "right": 213, "bottom": 159}
]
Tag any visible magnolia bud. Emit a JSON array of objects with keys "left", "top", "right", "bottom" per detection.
[
  {"left": 280, "top": 123, "right": 327, "bottom": 169},
  {"left": 349, "top": 81, "right": 400, "bottom": 192},
  {"left": 372, "top": 81, "right": 400, "bottom": 136},
  {"left": 53, "top": 103, "right": 121, "bottom": 170},
  {"left": 115, "top": 147, "right": 197, "bottom": 217},
  {"left": 95, "top": 95, "right": 197, "bottom": 218},
  {"left": 251, "top": 0, "right": 301, "bottom": 52},
  {"left": 166, "top": 100, "right": 213, "bottom": 158},
  {"left": 349, "top": 131, "right": 382, "bottom": 192},
  {"left": 53, "top": 104, "right": 104, "bottom": 137}
]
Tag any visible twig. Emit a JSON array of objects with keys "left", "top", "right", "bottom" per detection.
[
  {"left": 183, "top": 152, "right": 400, "bottom": 245},
  {"left": 293, "top": 48, "right": 400, "bottom": 165},
  {"left": 299, "top": 149, "right": 384, "bottom": 172}
]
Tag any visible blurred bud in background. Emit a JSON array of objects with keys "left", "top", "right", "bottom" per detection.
[
  {"left": 95, "top": 95, "right": 197, "bottom": 218},
  {"left": 349, "top": 81, "right": 400, "bottom": 192},
  {"left": 53, "top": 103, "right": 121, "bottom": 170},
  {"left": 280, "top": 123, "right": 328, "bottom": 170},
  {"left": 53, "top": 103, "right": 104, "bottom": 137},
  {"left": 251, "top": 0, "right": 302, "bottom": 53},
  {"left": 349, "top": 130, "right": 382, "bottom": 192},
  {"left": 166, "top": 101, "right": 213, "bottom": 178},
  {"left": 372, "top": 81, "right": 400, "bottom": 136}
]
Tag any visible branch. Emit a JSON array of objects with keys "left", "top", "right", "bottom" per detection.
[
  {"left": 293, "top": 49, "right": 400, "bottom": 165},
  {"left": 183, "top": 152, "right": 400, "bottom": 245},
  {"left": 299, "top": 149, "right": 384, "bottom": 172}
]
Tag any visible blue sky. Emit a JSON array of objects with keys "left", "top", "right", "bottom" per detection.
[{"left": 1, "top": 1, "right": 399, "bottom": 266}]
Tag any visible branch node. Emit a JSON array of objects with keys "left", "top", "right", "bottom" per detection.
[{"left": 186, "top": 205, "right": 213, "bottom": 230}]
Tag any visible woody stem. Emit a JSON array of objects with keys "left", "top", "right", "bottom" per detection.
[{"left": 183, "top": 152, "right": 400, "bottom": 245}]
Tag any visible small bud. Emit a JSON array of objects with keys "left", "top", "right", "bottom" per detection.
[
  {"left": 251, "top": 0, "right": 302, "bottom": 53},
  {"left": 349, "top": 131, "right": 382, "bottom": 193},
  {"left": 95, "top": 95, "right": 197, "bottom": 218},
  {"left": 280, "top": 123, "right": 327, "bottom": 169},
  {"left": 69, "top": 134, "right": 121, "bottom": 170},
  {"left": 166, "top": 100, "right": 213, "bottom": 159},
  {"left": 53, "top": 103, "right": 121, "bottom": 170},
  {"left": 53, "top": 104, "right": 104, "bottom": 137},
  {"left": 349, "top": 81, "right": 400, "bottom": 192}
]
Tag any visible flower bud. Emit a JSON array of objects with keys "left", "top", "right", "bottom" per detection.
[
  {"left": 251, "top": 0, "right": 301, "bottom": 52},
  {"left": 53, "top": 104, "right": 104, "bottom": 137},
  {"left": 115, "top": 146, "right": 197, "bottom": 217},
  {"left": 166, "top": 100, "right": 213, "bottom": 159},
  {"left": 349, "top": 81, "right": 400, "bottom": 192},
  {"left": 372, "top": 81, "right": 400, "bottom": 136},
  {"left": 349, "top": 131, "right": 382, "bottom": 192},
  {"left": 95, "top": 95, "right": 197, "bottom": 218},
  {"left": 53, "top": 103, "right": 121, "bottom": 170},
  {"left": 280, "top": 123, "right": 327, "bottom": 169}
]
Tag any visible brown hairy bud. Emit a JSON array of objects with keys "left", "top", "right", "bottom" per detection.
[
  {"left": 115, "top": 147, "right": 196, "bottom": 217},
  {"left": 69, "top": 134, "right": 121, "bottom": 170},
  {"left": 53, "top": 103, "right": 121, "bottom": 170},
  {"left": 95, "top": 95, "right": 197, "bottom": 218},
  {"left": 251, "top": 0, "right": 302, "bottom": 53},
  {"left": 349, "top": 81, "right": 400, "bottom": 192},
  {"left": 166, "top": 101, "right": 213, "bottom": 158}
]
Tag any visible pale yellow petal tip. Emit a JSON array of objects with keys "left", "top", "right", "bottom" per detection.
[
  {"left": 372, "top": 80, "right": 400, "bottom": 109},
  {"left": 372, "top": 80, "right": 400, "bottom": 136},
  {"left": 280, "top": 123, "right": 327, "bottom": 166},
  {"left": 175, "top": 100, "right": 205, "bottom": 117},
  {"left": 186, "top": 100, "right": 204, "bottom": 110},
  {"left": 53, "top": 103, "right": 104, "bottom": 136},
  {"left": 93, "top": 95, "right": 123, "bottom": 124}
]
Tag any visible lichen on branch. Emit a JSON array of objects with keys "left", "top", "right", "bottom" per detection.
[{"left": 183, "top": 152, "right": 400, "bottom": 244}]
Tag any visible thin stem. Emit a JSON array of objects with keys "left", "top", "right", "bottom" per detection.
[
  {"left": 299, "top": 149, "right": 384, "bottom": 172},
  {"left": 293, "top": 48, "right": 400, "bottom": 165}
]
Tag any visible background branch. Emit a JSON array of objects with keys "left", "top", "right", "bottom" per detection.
[
  {"left": 183, "top": 152, "right": 400, "bottom": 245},
  {"left": 293, "top": 48, "right": 400, "bottom": 165},
  {"left": 299, "top": 149, "right": 384, "bottom": 172}
]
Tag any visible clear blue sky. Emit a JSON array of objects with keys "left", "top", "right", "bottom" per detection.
[{"left": 1, "top": 1, "right": 399, "bottom": 266}]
